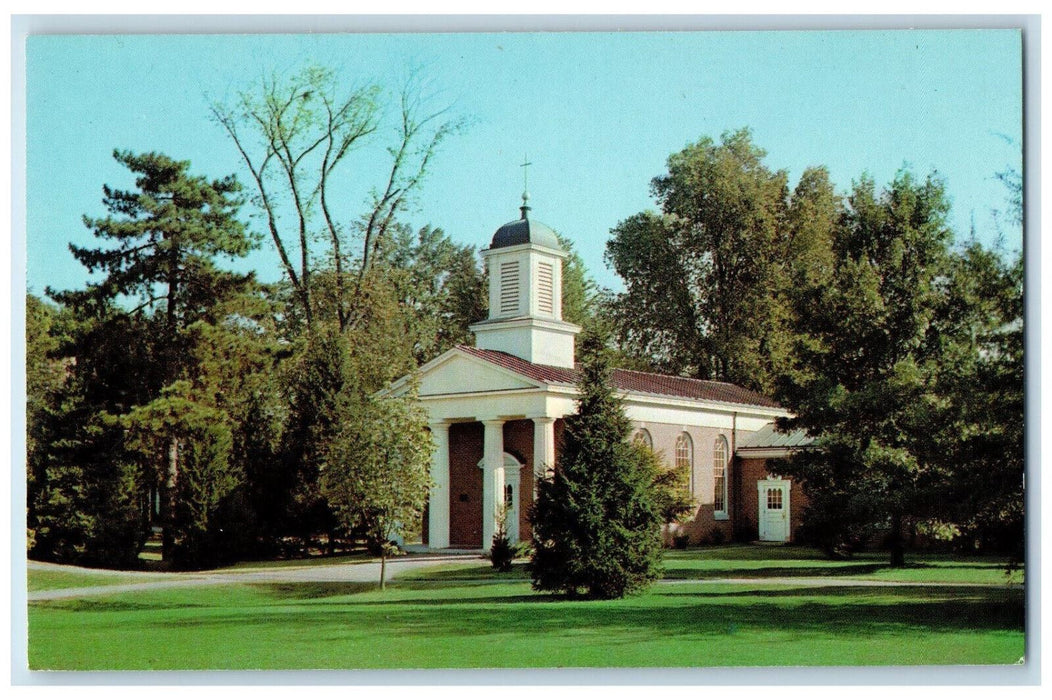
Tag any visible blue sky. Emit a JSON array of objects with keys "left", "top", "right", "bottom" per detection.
[{"left": 25, "top": 29, "right": 1023, "bottom": 296}]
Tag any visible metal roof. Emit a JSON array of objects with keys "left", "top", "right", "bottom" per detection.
[
  {"left": 735, "top": 421, "right": 815, "bottom": 450},
  {"left": 455, "top": 345, "right": 782, "bottom": 409},
  {"left": 490, "top": 215, "right": 563, "bottom": 251}
]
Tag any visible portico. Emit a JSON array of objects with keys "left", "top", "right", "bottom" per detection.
[{"left": 423, "top": 409, "right": 563, "bottom": 550}]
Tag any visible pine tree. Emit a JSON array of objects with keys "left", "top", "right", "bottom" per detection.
[
  {"left": 529, "top": 330, "right": 662, "bottom": 599},
  {"left": 47, "top": 150, "right": 257, "bottom": 564}
]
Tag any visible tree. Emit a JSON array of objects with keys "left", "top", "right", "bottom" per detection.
[
  {"left": 212, "top": 65, "right": 461, "bottom": 332},
  {"left": 555, "top": 233, "right": 598, "bottom": 332},
  {"left": 47, "top": 150, "right": 256, "bottom": 563},
  {"left": 605, "top": 129, "right": 789, "bottom": 392},
  {"left": 29, "top": 308, "right": 158, "bottom": 567},
  {"left": 375, "top": 224, "right": 487, "bottom": 363},
  {"left": 121, "top": 386, "right": 240, "bottom": 569},
  {"left": 643, "top": 446, "right": 693, "bottom": 525},
  {"left": 26, "top": 294, "right": 70, "bottom": 548},
  {"left": 923, "top": 244, "right": 1023, "bottom": 558},
  {"left": 529, "top": 330, "right": 662, "bottom": 599},
  {"left": 321, "top": 392, "right": 433, "bottom": 589},
  {"left": 775, "top": 170, "right": 956, "bottom": 565}
]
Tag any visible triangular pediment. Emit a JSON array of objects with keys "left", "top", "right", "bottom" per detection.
[{"left": 386, "top": 348, "right": 543, "bottom": 398}]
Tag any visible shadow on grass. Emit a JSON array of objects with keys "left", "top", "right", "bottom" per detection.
[
  {"left": 400, "top": 564, "right": 530, "bottom": 581},
  {"left": 160, "top": 582, "right": 1023, "bottom": 642},
  {"left": 662, "top": 564, "right": 887, "bottom": 579},
  {"left": 258, "top": 582, "right": 378, "bottom": 599},
  {"left": 37, "top": 598, "right": 210, "bottom": 613}
]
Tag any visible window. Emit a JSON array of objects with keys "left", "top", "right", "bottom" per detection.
[
  {"left": 633, "top": 428, "right": 653, "bottom": 450},
  {"left": 500, "top": 261, "right": 520, "bottom": 314},
  {"left": 713, "top": 435, "right": 729, "bottom": 517},
  {"left": 675, "top": 432, "right": 693, "bottom": 496},
  {"left": 537, "top": 262, "right": 554, "bottom": 314},
  {"left": 766, "top": 487, "right": 783, "bottom": 510}
]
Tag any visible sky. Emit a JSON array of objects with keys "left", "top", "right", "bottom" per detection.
[{"left": 24, "top": 28, "right": 1024, "bottom": 297}]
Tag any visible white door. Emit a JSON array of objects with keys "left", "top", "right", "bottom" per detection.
[{"left": 758, "top": 479, "right": 791, "bottom": 542}]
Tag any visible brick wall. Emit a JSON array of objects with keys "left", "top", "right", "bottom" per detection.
[
  {"left": 448, "top": 422, "right": 484, "bottom": 547},
  {"left": 736, "top": 457, "right": 809, "bottom": 542}
]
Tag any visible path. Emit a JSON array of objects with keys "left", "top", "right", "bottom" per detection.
[
  {"left": 27, "top": 554, "right": 482, "bottom": 601},
  {"left": 27, "top": 557, "right": 1021, "bottom": 601}
]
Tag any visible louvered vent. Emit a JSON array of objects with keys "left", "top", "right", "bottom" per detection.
[
  {"left": 500, "top": 261, "right": 520, "bottom": 314},
  {"left": 537, "top": 262, "right": 554, "bottom": 315}
]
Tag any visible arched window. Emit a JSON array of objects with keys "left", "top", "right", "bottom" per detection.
[
  {"left": 675, "top": 432, "right": 693, "bottom": 496},
  {"left": 633, "top": 428, "right": 653, "bottom": 450},
  {"left": 713, "top": 435, "right": 729, "bottom": 517}
]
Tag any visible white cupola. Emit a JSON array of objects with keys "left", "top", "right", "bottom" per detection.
[{"left": 469, "top": 194, "right": 581, "bottom": 368}]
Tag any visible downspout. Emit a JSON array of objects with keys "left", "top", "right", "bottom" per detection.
[{"left": 731, "top": 412, "right": 738, "bottom": 533}]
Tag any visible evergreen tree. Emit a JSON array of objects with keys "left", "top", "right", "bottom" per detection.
[
  {"left": 29, "top": 308, "right": 158, "bottom": 567},
  {"left": 529, "top": 330, "right": 662, "bottom": 599},
  {"left": 46, "top": 150, "right": 257, "bottom": 563}
]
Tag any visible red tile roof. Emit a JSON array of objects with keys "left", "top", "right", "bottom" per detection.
[{"left": 455, "top": 345, "right": 781, "bottom": 409}]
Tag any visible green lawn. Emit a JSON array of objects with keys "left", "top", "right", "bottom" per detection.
[
  {"left": 27, "top": 569, "right": 169, "bottom": 593},
  {"left": 661, "top": 546, "right": 1024, "bottom": 585},
  {"left": 401, "top": 545, "right": 1023, "bottom": 586},
  {"left": 28, "top": 546, "right": 1025, "bottom": 670}
]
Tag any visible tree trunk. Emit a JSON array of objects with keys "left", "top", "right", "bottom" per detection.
[
  {"left": 162, "top": 437, "right": 179, "bottom": 562},
  {"left": 888, "top": 513, "right": 905, "bottom": 567},
  {"left": 379, "top": 550, "right": 387, "bottom": 591}
]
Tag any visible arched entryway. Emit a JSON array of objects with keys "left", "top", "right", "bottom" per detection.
[{"left": 478, "top": 452, "right": 524, "bottom": 544}]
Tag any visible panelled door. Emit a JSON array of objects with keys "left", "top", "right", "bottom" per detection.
[{"left": 757, "top": 479, "right": 791, "bottom": 542}]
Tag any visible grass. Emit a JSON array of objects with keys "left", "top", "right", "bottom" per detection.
[
  {"left": 27, "top": 569, "right": 168, "bottom": 593},
  {"left": 661, "top": 546, "right": 1024, "bottom": 585},
  {"left": 401, "top": 545, "right": 1023, "bottom": 586},
  {"left": 27, "top": 545, "right": 1025, "bottom": 670},
  {"left": 28, "top": 579, "right": 1023, "bottom": 670}
]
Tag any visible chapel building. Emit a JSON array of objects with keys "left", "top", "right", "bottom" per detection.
[{"left": 386, "top": 198, "right": 810, "bottom": 550}]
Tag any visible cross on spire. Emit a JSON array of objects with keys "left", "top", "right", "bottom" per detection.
[{"left": 520, "top": 155, "right": 532, "bottom": 219}]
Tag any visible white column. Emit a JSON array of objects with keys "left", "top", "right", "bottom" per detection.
[
  {"left": 532, "top": 416, "right": 556, "bottom": 488},
  {"left": 480, "top": 419, "right": 505, "bottom": 550},
  {"left": 428, "top": 421, "right": 451, "bottom": 550}
]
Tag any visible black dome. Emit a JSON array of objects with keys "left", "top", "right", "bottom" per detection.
[{"left": 490, "top": 215, "right": 563, "bottom": 251}]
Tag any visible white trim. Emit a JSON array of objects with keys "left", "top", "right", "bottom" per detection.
[
  {"left": 479, "top": 241, "right": 569, "bottom": 260},
  {"left": 736, "top": 447, "right": 801, "bottom": 460},
  {"left": 386, "top": 346, "right": 550, "bottom": 397},
  {"left": 469, "top": 316, "right": 582, "bottom": 334},
  {"left": 625, "top": 392, "right": 787, "bottom": 419}
]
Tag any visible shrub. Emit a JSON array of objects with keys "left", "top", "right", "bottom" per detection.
[{"left": 490, "top": 506, "right": 515, "bottom": 572}]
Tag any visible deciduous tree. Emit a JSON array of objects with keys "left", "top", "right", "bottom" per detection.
[
  {"left": 605, "top": 129, "right": 790, "bottom": 392},
  {"left": 321, "top": 392, "right": 433, "bottom": 589},
  {"left": 775, "top": 170, "right": 956, "bottom": 565},
  {"left": 212, "top": 65, "right": 461, "bottom": 332}
]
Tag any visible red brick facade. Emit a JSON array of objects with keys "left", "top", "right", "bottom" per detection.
[
  {"left": 735, "top": 457, "right": 809, "bottom": 542},
  {"left": 439, "top": 418, "right": 564, "bottom": 548},
  {"left": 430, "top": 417, "right": 804, "bottom": 548}
]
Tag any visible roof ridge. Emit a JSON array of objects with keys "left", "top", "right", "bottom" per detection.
[{"left": 612, "top": 366, "right": 746, "bottom": 388}]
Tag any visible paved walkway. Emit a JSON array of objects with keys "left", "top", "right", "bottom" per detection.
[
  {"left": 27, "top": 554, "right": 483, "bottom": 601},
  {"left": 27, "top": 557, "right": 1021, "bottom": 601}
]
